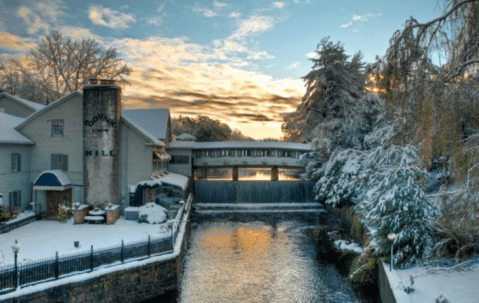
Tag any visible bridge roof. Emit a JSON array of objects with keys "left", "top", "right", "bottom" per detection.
[{"left": 168, "top": 141, "right": 312, "bottom": 151}]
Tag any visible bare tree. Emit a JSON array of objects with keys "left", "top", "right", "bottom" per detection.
[
  {"left": 0, "top": 57, "right": 54, "bottom": 102},
  {"left": 28, "top": 31, "right": 132, "bottom": 100}
]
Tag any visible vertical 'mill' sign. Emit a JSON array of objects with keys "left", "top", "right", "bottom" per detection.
[{"left": 82, "top": 79, "right": 121, "bottom": 206}]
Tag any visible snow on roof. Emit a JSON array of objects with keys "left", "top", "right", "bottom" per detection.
[
  {"left": 33, "top": 170, "right": 72, "bottom": 190},
  {"left": 121, "top": 116, "right": 164, "bottom": 147},
  {"left": 0, "top": 92, "right": 45, "bottom": 111},
  {"left": 0, "top": 113, "right": 33, "bottom": 144},
  {"left": 168, "top": 141, "right": 313, "bottom": 151},
  {"left": 176, "top": 133, "right": 196, "bottom": 140},
  {"left": 154, "top": 152, "right": 171, "bottom": 161},
  {"left": 130, "top": 179, "right": 163, "bottom": 193},
  {"left": 153, "top": 171, "right": 189, "bottom": 191},
  {"left": 122, "top": 109, "right": 170, "bottom": 140}
]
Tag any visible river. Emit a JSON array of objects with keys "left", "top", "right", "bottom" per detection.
[{"left": 146, "top": 219, "right": 379, "bottom": 303}]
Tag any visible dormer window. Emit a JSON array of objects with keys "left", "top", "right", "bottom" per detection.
[{"left": 51, "top": 119, "right": 64, "bottom": 137}]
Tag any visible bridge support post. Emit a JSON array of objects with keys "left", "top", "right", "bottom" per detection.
[
  {"left": 233, "top": 166, "right": 239, "bottom": 181},
  {"left": 271, "top": 166, "right": 279, "bottom": 181}
]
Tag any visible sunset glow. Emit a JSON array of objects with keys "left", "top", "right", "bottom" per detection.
[{"left": 0, "top": 0, "right": 439, "bottom": 139}]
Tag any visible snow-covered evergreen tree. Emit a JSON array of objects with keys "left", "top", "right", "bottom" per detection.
[{"left": 355, "top": 126, "right": 438, "bottom": 268}]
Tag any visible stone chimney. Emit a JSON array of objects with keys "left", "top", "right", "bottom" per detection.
[{"left": 82, "top": 79, "right": 121, "bottom": 207}]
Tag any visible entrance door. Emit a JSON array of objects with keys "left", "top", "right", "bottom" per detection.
[{"left": 46, "top": 189, "right": 72, "bottom": 215}]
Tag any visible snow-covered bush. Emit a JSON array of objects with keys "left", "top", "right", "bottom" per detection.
[{"left": 138, "top": 202, "right": 168, "bottom": 224}]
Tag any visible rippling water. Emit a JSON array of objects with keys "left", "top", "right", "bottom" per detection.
[{"left": 177, "top": 221, "right": 366, "bottom": 303}]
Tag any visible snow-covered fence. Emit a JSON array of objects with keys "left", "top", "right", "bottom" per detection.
[
  {"left": 171, "top": 193, "right": 193, "bottom": 248},
  {"left": 0, "top": 235, "right": 173, "bottom": 294}
]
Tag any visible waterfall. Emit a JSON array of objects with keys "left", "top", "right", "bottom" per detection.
[{"left": 194, "top": 181, "right": 315, "bottom": 203}]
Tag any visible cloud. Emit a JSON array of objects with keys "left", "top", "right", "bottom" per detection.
[
  {"left": 147, "top": 4, "right": 166, "bottom": 26},
  {"left": 306, "top": 52, "right": 316, "bottom": 58},
  {"left": 32, "top": 0, "right": 66, "bottom": 23},
  {"left": 88, "top": 5, "right": 136, "bottom": 29},
  {"left": 287, "top": 61, "right": 300, "bottom": 68},
  {"left": 273, "top": 2, "right": 286, "bottom": 9},
  {"left": 192, "top": 5, "right": 218, "bottom": 17},
  {"left": 247, "top": 50, "right": 275, "bottom": 60},
  {"left": 230, "top": 15, "right": 275, "bottom": 40},
  {"left": 16, "top": 6, "right": 49, "bottom": 34},
  {"left": 112, "top": 36, "right": 304, "bottom": 139},
  {"left": 213, "top": 1, "right": 228, "bottom": 8},
  {"left": 0, "top": 32, "right": 36, "bottom": 51},
  {"left": 341, "top": 12, "right": 382, "bottom": 28},
  {"left": 229, "top": 12, "right": 241, "bottom": 19},
  {"left": 56, "top": 26, "right": 101, "bottom": 41}
]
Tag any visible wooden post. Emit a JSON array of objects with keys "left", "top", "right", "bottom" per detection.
[
  {"left": 271, "top": 166, "right": 279, "bottom": 181},
  {"left": 232, "top": 166, "right": 239, "bottom": 181}
]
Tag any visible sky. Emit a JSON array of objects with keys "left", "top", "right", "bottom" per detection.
[{"left": 0, "top": 0, "right": 444, "bottom": 139}]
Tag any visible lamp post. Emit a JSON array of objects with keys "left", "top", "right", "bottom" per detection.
[
  {"left": 11, "top": 239, "right": 21, "bottom": 288},
  {"left": 388, "top": 233, "right": 396, "bottom": 272}
]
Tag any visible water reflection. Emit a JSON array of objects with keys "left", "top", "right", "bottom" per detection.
[
  {"left": 179, "top": 221, "right": 363, "bottom": 303},
  {"left": 196, "top": 168, "right": 303, "bottom": 181}
]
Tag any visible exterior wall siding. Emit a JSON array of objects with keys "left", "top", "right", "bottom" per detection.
[
  {"left": 120, "top": 120, "right": 153, "bottom": 206},
  {"left": 0, "top": 145, "right": 31, "bottom": 210},
  {"left": 167, "top": 149, "right": 193, "bottom": 177},
  {"left": 0, "top": 97, "right": 36, "bottom": 118},
  {"left": 18, "top": 94, "right": 84, "bottom": 208}
]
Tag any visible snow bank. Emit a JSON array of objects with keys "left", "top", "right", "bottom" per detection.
[
  {"left": 138, "top": 203, "right": 168, "bottom": 224},
  {"left": 334, "top": 239, "right": 363, "bottom": 254}
]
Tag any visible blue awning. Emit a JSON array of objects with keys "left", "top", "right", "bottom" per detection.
[{"left": 33, "top": 171, "right": 72, "bottom": 191}]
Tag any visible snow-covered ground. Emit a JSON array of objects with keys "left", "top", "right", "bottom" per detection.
[
  {"left": 0, "top": 218, "right": 172, "bottom": 265},
  {"left": 384, "top": 261, "right": 479, "bottom": 303}
]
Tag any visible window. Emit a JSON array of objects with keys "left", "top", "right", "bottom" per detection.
[
  {"left": 11, "top": 153, "right": 21, "bottom": 172},
  {"left": 51, "top": 154, "right": 68, "bottom": 171},
  {"left": 9, "top": 190, "right": 21, "bottom": 208},
  {"left": 51, "top": 119, "right": 64, "bottom": 137},
  {"left": 171, "top": 156, "right": 190, "bottom": 164}
]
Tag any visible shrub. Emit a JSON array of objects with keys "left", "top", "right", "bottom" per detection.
[
  {"left": 56, "top": 205, "right": 72, "bottom": 222},
  {"left": 349, "top": 247, "right": 383, "bottom": 285}
]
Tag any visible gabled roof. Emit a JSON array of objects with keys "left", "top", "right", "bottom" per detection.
[
  {"left": 0, "top": 113, "right": 34, "bottom": 144},
  {"left": 121, "top": 116, "right": 165, "bottom": 147},
  {"left": 122, "top": 109, "right": 170, "bottom": 140},
  {"left": 16, "top": 91, "right": 82, "bottom": 130},
  {"left": 0, "top": 92, "right": 45, "bottom": 111}
]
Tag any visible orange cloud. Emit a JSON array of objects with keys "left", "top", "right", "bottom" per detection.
[
  {"left": 113, "top": 36, "right": 305, "bottom": 139},
  {"left": 0, "top": 32, "right": 36, "bottom": 51}
]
